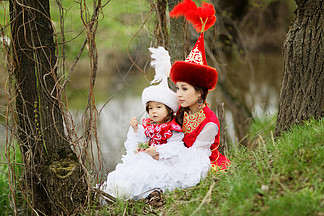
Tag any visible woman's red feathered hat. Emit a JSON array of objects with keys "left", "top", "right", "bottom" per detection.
[{"left": 169, "top": 0, "right": 218, "bottom": 90}]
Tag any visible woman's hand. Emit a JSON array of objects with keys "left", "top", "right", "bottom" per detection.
[
  {"left": 130, "top": 116, "right": 138, "bottom": 133},
  {"left": 144, "top": 146, "right": 159, "bottom": 160}
]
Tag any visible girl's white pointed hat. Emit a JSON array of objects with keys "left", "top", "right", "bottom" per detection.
[
  {"left": 142, "top": 85, "right": 179, "bottom": 112},
  {"left": 141, "top": 47, "right": 179, "bottom": 113}
]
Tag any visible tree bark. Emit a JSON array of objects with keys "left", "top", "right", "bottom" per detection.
[
  {"left": 154, "top": 0, "right": 169, "bottom": 48},
  {"left": 207, "top": 0, "right": 252, "bottom": 145},
  {"left": 10, "top": 0, "right": 88, "bottom": 214},
  {"left": 168, "top": 0, "right": 187, "bottom": 63},
  {"left": 275, "top": 0, "right": 323, "bottom": 137}
]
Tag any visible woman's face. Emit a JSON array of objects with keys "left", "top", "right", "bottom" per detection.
[
  {"left": 176, "top": 82, "right": 201, "bottom": 108},
  {"left": 147, "top": 101, "right": 169, "bottom": 123}
]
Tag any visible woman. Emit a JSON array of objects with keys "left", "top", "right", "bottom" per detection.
[
  {"left": 169, "top": 0, "right": 230, "bottom": 175},
  {"left": 173, "top": 81, "right": 230, "bottom": 172},
  {"left": 128, "top": 0, "right": 230, "bottom": 189}
]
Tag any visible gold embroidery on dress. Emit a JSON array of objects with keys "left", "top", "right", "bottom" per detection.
[{"left": 182, "top": 108, "right": 206, "bottom": 134}]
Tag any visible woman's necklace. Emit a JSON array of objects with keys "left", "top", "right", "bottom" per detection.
[{"left": 183, "top": 105, "right": 206, "bottom": 134}]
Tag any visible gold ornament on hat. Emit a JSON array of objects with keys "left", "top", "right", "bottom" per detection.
[{"left": 186, "top": 47, "right": 203, "bottom": 65}]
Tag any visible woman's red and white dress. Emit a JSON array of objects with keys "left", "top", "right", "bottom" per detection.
[{"left": 171, "top": 105, "right": 230, "bottom": 188}]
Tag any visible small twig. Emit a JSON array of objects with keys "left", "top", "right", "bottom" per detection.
[
  {"left": 126, "top": 4, "right": 154, "bottom": 78},
  {"left": 190, "top": 181, "right": 216, "bottom": 216},
  {"left": 98, "top": 97, "right": 113, "bottom": 115},
  {"left": 271, "top": 131, "right": 276, "bottom": 147},
  {"left": 216, "top": 99, "right": 226, "bottom": 153},
  {"left": 92, "top": 187, "right": 116, "bottom": 204}
]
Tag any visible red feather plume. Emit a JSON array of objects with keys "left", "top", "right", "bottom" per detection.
[{"left": 169, "top": 0, "right": 216, "bottom": 32}]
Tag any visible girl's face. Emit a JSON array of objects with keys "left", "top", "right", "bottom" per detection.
[
  {"left": 147, "top": 101, "right": 169, "bottom": 123},
  {"left": 176, "top": 81, "right": 201, "bottom": 108}
]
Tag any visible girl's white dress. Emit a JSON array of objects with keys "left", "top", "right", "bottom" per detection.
[{"left": 100, "top": 118, "right": 217, "bottom": 200}]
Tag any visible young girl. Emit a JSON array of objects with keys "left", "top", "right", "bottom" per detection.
[{"left": 100, "top": 47, "right": 186, "bottom": 200}]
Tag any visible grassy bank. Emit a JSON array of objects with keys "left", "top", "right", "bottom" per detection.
[
  {"left": 1, "top": 117, "right": 322, "bottom": 215},
  {"left": 87, "top": 118, "right": 323, "bottom": 215}
]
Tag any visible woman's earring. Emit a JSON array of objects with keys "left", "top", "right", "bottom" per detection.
[{"left": 197, "top": 98, "right": 203, "bottom": 107}]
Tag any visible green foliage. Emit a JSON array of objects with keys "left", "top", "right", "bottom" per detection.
[
  {"left": 86, "top": 118, "right": 323, "bottom": 215},
  {"left": 0, "top": 0, "right": 151, "bottom": 59},
  {"left": 0, "top": 144, "right": 24, "bottom": 214},
  {"left": 0, "top": 161, "right": 10, "bottom": 214},
  {"left": 50, "top": 0, "right": 151, "bottom": 58},
  {"left": 137, "top": 141, "right": 149, "bottom": 150}
]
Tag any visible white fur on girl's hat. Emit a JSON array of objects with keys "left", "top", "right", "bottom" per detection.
[
  {"left": 141, "top": 46, "right": 179, "bottom": 113},
  {"left": 142, "top": 85, "right": 179, "bottom": 113}
]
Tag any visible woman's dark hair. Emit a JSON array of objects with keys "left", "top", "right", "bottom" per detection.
[
  {"left": 146, "top": 102, "right": 174, "bottom": 124},
  {"left": 175, "top": 84, "right": 208, "bottom": 126}
]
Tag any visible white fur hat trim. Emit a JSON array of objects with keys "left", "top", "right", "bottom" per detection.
[{"left": 142, "top": 85, "right": 179, "bottom": 113}]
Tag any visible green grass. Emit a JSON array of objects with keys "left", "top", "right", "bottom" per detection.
[
  {"left": 0, "top": 144, "right": 24, "bottom": 215},
  {"left": 248, "top": 114, "right": 276, "bottom": 144},
  {"left": 1, "top": 116, "right": 322, "bottom": 216},
  {"left": 0, "top": 160, "right": 10, "bottom": 214},
  {"left": 84, "top": 118, "right": 323, "bottom": 215}
]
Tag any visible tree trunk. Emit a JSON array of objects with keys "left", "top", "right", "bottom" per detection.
[
  {"left": 212, "top": 0, "right": 249, "bottom": 53},
  {"left": 275, "top": 0, "right": 323, "bottom": 137},
  {"left": 10, "top": 0, "right": 88, "bottom": 214},
  {"left": 206, "top": 0, "right": 252, "bottom": 145},
  {"left": 168, "top": 0, "right": 187, "bottom": 63},
  {"left": 154, "top": 0, "right": 169, "bottom": 48}
]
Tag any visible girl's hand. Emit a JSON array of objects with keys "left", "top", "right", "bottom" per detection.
[
  {"left": 134, "top": 146, "right": 139, "bottom": 154},
  {"left": 144, "top": 146, "right": 159, "bottom": 160},
  {"left": 134, "top": 142, "right": 149, "bottom": 154},
  {"left": 130, "top": 117, "right": 138, "bottom": 133}
]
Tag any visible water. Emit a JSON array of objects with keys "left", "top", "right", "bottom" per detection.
[{"left": 96, "top": 97, "right": 146, "bottom": 170}]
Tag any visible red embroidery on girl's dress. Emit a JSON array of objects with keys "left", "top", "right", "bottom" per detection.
[{"left": 142, "top": 118, "right": 182, "bottom": 146}]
